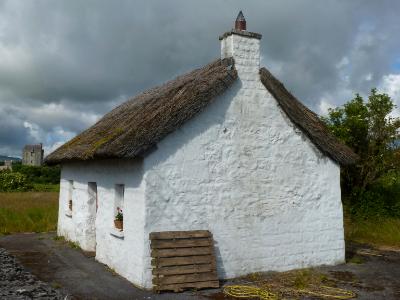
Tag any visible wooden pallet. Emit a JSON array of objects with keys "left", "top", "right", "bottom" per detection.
[{"left": 150, "top": 230, "right": 219, "bottom": 292}]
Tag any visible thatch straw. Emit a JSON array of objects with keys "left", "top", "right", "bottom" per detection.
[
  {"left": 46, "top": 57, "right": 356, "bottom": 167},
  {"left": 260, "top": 67, "right": 358, "bottom": 166},
  {"left": 45, "top": 58, "right": 237, "bottom": 165}
]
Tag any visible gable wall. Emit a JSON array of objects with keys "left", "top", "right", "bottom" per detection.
[
  {"left": 141, "top": 34, "right": 344, "bottom": 288},
  {"left": 57, "top": 159, "right": 147, "bottom": 286}
]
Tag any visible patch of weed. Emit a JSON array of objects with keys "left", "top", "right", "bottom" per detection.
[
  {"left": 105, "top": 266, "right": 117, "bottom": 276},
  {"left": 67, "top": 241, "right": 80, "bottom": 249},
  {"left": 345, "top": 215, "right": 400, "bottom": 248},
  {"left": 51, "top": 282, "right": 62, "bottom": 289},
  {"left": 293, "top": 269, "right": 312, "bottom": 290},
  {"left": 53, "top": 235, "right": 65, "bottom": 241},
  {"left": 348, "top": 255, "right": 365, "bottom": 264}
]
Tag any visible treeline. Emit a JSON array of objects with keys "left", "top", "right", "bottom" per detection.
[
  {"left": 0, "top": 163, "right": 60, "bottom": 192},
  {"left": 12, "top": 163, "right": 61, "bottom": 184},
  {"left": 323, "top": 89, "right": 400, "bottom": 218}
]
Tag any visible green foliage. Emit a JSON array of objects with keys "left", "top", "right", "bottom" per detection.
[
  {"left": 115, "top": 207, "right": 123, "bottom": 221},
  {"left": 0, "top": 171, "right": 33, "bottom": 192},
  {"left": 0, "top": 163, "right": 60, "bottom": 192},
  {"left": 322, "top": 89, "right": 400, "bottom": 217},
  {"left": 12, "top": 164, "right": 61, "bottom": 184}
]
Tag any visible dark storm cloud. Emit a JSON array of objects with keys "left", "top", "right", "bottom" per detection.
[{"left": 0, "top": 0, "right": 399, "bottom": 156}]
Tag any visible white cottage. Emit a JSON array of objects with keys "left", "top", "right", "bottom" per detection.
[{"left": 46, "top": 13, "right": 357, "bottom": 289}]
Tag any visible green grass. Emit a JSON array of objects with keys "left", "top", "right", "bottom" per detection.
[
  {"left": 0, "top": 192, "right": 58, "bottom": 235},
  {"left": 1, "top": 191, "right": 399, "bottom": 250},
  {"left": 345, "top": 217, "right": 400, "bottom": 248},
  {"left": 32, "top": 183, "right": 60, "bottom": 192}
]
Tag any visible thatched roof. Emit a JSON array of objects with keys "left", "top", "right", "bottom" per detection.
[
  {"left": 260, "top": 67, "right": 358, "bottom": 166},
  {"left": 45, "top": 57, "right": 357, "bottom": 166},
  {"left": 45, "top": 58, "right": 237, "bottom": 165}
]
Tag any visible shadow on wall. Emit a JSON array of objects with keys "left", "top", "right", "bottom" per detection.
[
  {"left": 68, "top": 158, "right": 144, "bottom": 191},
  {"left": 213, "top": 241, "right": 227, "bottom": 279}
]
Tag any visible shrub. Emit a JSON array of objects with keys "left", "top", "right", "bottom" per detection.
[
  {"left": 350, "top": 170, "right": 400, "bottom": 218},
  {"left": 322, "top": 89, "right": 400, "bottom": 218},
  {"left": 11, "top": 164, "right": 61, "bottom": 184},
  {"left": 0, "top": 171, "right": 33, "bottom": 192}
]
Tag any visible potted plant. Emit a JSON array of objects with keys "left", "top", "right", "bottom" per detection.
[
  {"left": 68, "top": 199, "right": 72, "bottom": 211},
  {"left": 114, "top": 207, "right": 123, "bottom": 231}
]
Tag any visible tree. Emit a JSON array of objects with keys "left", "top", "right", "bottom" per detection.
[{"left": 322, "top": 89, "right": 400, "bottom": 210}]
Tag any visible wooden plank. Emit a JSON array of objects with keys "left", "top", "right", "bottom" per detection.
[
  {"left": 152, "top": 263, "right": 216, "bottom": 276},
  {"left": 151, "top": 247, "right": 212, "bottom": 258},
  {"left": 154, "top": 280, "right": 220, "bottom": 292},
  {"left": 153, "top": 272, "right": 218, "bottom": 285},
  {"left": 152, "top": 255, "right": 214, "bottom": 267},
  {"left": 150, "top": 230, "right": 211, "bottom": 240},
  {"left": 151, "top": 238, "right": 211, "bottom": 249},
  {"left": 150, "top": 230, "right": 219, "bottom": 292}
]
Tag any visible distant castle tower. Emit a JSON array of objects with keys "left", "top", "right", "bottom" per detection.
[{"left": 22, "top": 144, "right": 44, "bottom": 166}]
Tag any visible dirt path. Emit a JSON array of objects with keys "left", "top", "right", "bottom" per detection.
[
  {"left": 0, "top": 232, "right": 203, "bottom": 300},
  {"left": 0, "top": 232, "right": 399, "bottom": 299}
]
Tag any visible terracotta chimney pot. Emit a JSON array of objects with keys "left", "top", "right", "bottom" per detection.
[{"left": 235, "top": 11, "right": 246, "bottom": 31}]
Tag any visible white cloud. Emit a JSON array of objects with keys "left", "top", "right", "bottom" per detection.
[
  {"left": 379, "top": 73, "right": 400, "bottom": 117},
  {"left": 23, "top": 121, "right": 42, "bottom": 142},
  {"left": 43, "top": 127, "right": 75, "bottom": 155},
  {"left": 318, "top": 99, "right": 336, "bottom": 116}
]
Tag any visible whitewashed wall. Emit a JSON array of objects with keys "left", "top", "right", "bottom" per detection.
[
  {"left": 57, "top": 32, "right": 345, "bottom": 290},
  {"left": 58, "top": 159, "right": 147, "bottom": 286},
  {"left": 141, "top": 33, "right": 344, "bottom": 288}
]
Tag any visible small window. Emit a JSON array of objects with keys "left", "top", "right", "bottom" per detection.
[
  {"left": 114, "top": 184, "right": 124, "bottom": 231},
  {"left": 67, "top": 180, "right": 73, "bottom": 213},
  {"left": 88, "top": 182, "right": 98, "bottom": 212}
]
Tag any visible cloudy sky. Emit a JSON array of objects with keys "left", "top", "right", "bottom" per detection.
[{"left": 1, "top": 0, "right": 399, "bottom": 157}]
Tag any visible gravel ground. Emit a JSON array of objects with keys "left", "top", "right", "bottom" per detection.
[{"left": 0, "top": 248, "right": 65, "bottom": 300}]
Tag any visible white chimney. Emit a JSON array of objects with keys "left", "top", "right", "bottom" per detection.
[{"left": 220, "top": 12, "right": 262, "bottom": 82}]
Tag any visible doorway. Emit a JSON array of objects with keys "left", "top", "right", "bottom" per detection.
[{"left": 88, "top": 182, "right": 98, "bottom": 252}]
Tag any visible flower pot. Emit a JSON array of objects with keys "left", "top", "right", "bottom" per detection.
[
  {"left": 114, "top": 220, "right": 123, "bottom": 231},
  {"left": 68, "top": 200, "right": 72, "bottom": 211}
]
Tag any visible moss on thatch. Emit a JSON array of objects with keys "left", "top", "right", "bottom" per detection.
[{"left": 45, "top": 58, "right": 237, "bottom": 165}]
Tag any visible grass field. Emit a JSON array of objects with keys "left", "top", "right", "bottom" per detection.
[
  {"left": 0, "top": 192, "right": 58, "bottom": 235},
  {"left": 345, "top": 216, "right": 400, "bottom": 248}
]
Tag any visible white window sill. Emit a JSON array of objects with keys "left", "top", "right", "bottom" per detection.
[
  {"left": 110, "top": 227, "right": 124, "bottom": 239},
  {"left": 65, "top": 211, "right": 72, "bottom": 217}
]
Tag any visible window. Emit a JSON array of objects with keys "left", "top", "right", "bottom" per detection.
[
  {"left": 88, "top": 182, "right": 98, "bottom": 212},
  {"left": 113, "top": 184, "right": 124, "bottom": 231},
  {"left": 66, "top": 180, "right": 73, "bottom": 216}
]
